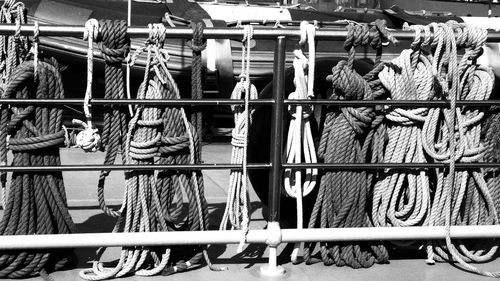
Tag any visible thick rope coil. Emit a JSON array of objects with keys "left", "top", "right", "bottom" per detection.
[
  {"left": 0, "top": 0, "right": 27, "bottom": 211},
  {"left": 95, "top": 19, "right": 130, "bottom": 218},
  {"left": 73, "top": 19, "right": 101, "bottom": 153},
  {"left": 303, "top": 22, "right": 390, "bottom": 268},
  {"left": 284, "top": 21, "right": 318, "bottom": 264},
  {"left": 220, "top": 25, "right": 256, "bottom": 254},
  {"left": 187, "top": 21, "right": 206, "bottom": 159},
  {"left": 0, "top": 59, "right": 76, "bottom": 279},
  {"left": 372, "top": 48, "right": 434, "bottom": 228}
]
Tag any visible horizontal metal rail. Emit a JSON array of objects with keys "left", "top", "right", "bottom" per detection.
[
  {"left": 2, "top": 98, "right": 500, "bottom": 107},
  {"left": 0, "top": 225, "right": 499, "bottom": 249},
  {"left": 0, "top": 162, "right": 498, "bottom": 172},
  {"left": 1, "top": 24, "right": 500, "bottom": 41}
]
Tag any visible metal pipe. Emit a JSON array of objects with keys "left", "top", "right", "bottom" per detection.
[
  {"left": 1, "top": 24, "right": 500, "bottom": 41},
  {"left": 1, "top": 98, "right": 500, "bottom": 106},
  {"left": 0, "top": 163, "right": 272, "bottom": 172},
  {"left": 0, "top": 98, "right": 275, "bottom": 105},
  {"left": 1, "top": 226, "right": 500, "bottom": 249},
  {"left": 268, "top": 36, "right": 287, "bottom": 223},
  {"left": 0, "top": 162, "right": 499, "bottom": 172}
]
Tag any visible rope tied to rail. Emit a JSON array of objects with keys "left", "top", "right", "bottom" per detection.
[
  {"left": 303, "top": 21, "right": 391, "bottom": 268},
  {"left": 220, "top": 24, "right": 257, "bottom": 254},
  {"left": 0, "top": 58, "right": 76, "bottom": 279},
  {"left": 284, "top": 21, "right": 318, "bottom": 264},
  {"left": 187, "top": 21, "right": 206, "bottom": 158},
  {"left": 72, "top": 19, "right": 101, "bottom": 153},
  {"left": 371, "top": 30, "right": 434, "bottom": 229},
  {"left": 0, "top": 0, "right": 27, "bottom": 89},
  {"left": 418, "top": 22, "right": 500, "bottom": 277},
  {"left": 95, "top": 19, "right": 130, "bottom": 218}
]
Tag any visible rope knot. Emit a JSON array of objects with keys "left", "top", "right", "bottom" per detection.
[
  {"left": 187, "top": 21, "right": 207, "bottom": 53},
  {"left": 97, "top": 20, "right": 130, "bottom": 64},
  {"left": 129, "top": 133, "right": 161, "bottom": 160},
  {"left": 73, "top": 119, "right": 101, "bottom": 152}
]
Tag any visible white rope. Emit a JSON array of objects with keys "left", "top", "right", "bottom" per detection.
[
  {"left": 220, "top": 25, "right": 256, "bottom": 254},
  {"left": 284, "top": 21, "right": 318, "bottom": 263},
  {"left": 72, "top": 19, "right": 101, "bottom": 152},
  {"left": 372, "top": 49, "right": 433, "bottom": 228}
]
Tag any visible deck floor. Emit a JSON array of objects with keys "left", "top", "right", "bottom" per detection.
[{"left": 2, "top": 143, "right": 500, "bottom": 281}]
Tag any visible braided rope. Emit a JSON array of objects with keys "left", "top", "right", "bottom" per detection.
[
  {"left": 73, "top": 19, "right": 101, "bottom": 152},
  {"left": 0, "top": 59, "right": 76, "bottom": 279},
  {"left": 95, "top": 19, "right": 130, "bottom": 218},
  {"left": 284, "top": 21, "right": 318, "bottom": 264},
  {"left": 219, "top": 25, "right": 256, "bottom": 254}
]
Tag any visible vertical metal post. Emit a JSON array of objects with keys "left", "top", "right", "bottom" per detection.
[{"left": 260, "top": 36, "right": 286, "bottom": 277}]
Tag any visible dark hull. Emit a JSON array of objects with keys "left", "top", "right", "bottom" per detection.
[{"left": 380, "top": 0, "right": 500, "bottom": 17}]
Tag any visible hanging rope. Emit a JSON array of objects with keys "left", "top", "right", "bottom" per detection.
[
  {"left": 187, "top": 21, "right": 206, "bottom": 159},
  {"left": 0, "top": 0, "right": 27, "bottom": 89},
  {"left": 371, "top": 27, "right": 435, "bottom": 228},
  {"left": 219, "top": 25, "right": 257, "bottom": 254},
  {"left": 0, "top": 58, "right": 76, "bottom": 279},
  {"left": 283, "top": 21, "right": 318, "bottom": 264},
  {"left": 303, "top": 20, "right": 392, "bottom": 268},
  {"left": 72, "top": 19, "right": 101, "bottom": 153},
  {"left": 95, "top": 19, "right": 130, "bottom": 218},
  {"left": 417, "top": 22, "right": 500, "bottom": 277}
]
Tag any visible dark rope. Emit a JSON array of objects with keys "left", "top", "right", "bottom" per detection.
[
  {"left": 0, "top": 58, "right": 76, "bottom": 279},
  {"left": 302, "top": 22, "right": 390, "bottom": 268},
  {"left": 96, "top": 19, "right": 130, "bottom": 217},
  {"left": 187, "top": 21, "right": 206, "bottom": 159}
]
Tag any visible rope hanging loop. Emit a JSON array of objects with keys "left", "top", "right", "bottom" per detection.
[{"left": 73, "top": 18, "right": 101, "bottom": 153}]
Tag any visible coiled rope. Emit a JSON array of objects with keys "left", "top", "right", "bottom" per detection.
[
  {"left": 372, "top": 33, "right": 435, "bottom": 228},
  {"left": 219, "top": 25, "right": 257, "bottom": 254},
  {"left": 416, "top": 22, "right": 500, "bottom": 277},
  {"left": 284, "top": 21, "right": 318, "bottom": 264},
  {"left": 95, "top": 19, "right": 130, "bottom": 218},
  {"left": 303, "top": 21, "right": 392, "bottom": 268},
  {"left": 72, "top": 19, "right": 101, "bottom": 153},
  {"left": 0, "top": 59, "right": 76, "bottom": 279},
  {"left": 0, "top": 0, "right": 27, "bottom": 88},
  {"left": 0, "top": 0, "right": 27, "bottom": 205}
]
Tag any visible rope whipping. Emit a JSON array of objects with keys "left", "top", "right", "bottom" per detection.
[
  {"left": 72, "top": 19, "right": 101, "bottom": 153},
  {"left": 283, "top": 21, "right": 318, "bottom": 264},
  {"left": 187, "top": 21, "right": 206, "bottom": 159},
  {"left": 418, "top": 22, "right": 500, "bottom": 277},
  {"left": 371, "top": 27, "right": 435, "bottom": 229},
  {"left": 219, "top": 25, "right": 257, "bottom": 254},
  {"left": 0, "top": 59, "right": 77, "bottom": 279},
  {"left": 302, "top": 20, "right": 393, "bottom": 268},
  {"left": 95, "top": 19, "right": 130, "bottom": 218}
]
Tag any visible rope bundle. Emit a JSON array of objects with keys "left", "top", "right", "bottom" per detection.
[
  {"left": 284, "top": 21, "right": 318, "bottom": 264},
  {"left": 95, "top": 19, "right": 130, "bottom": 218},
  {"left": 409, "top": 22, "right": 500, "bottom": 277},
  {"left": 220, "top": 25, "right": 257, "bottom": 254},
  {"left": 372, "top": 47, "right": 434, "bottom": 228},
  {"left": 303, "top": 21, "right": 392, "bottom": 268},
  {"left": 0, "top": 59, "right": 76, "bottom": 279}
]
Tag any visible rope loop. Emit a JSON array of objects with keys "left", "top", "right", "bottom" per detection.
[{"left": 97, "top": 19, "right": 130, "bottom": 64}]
